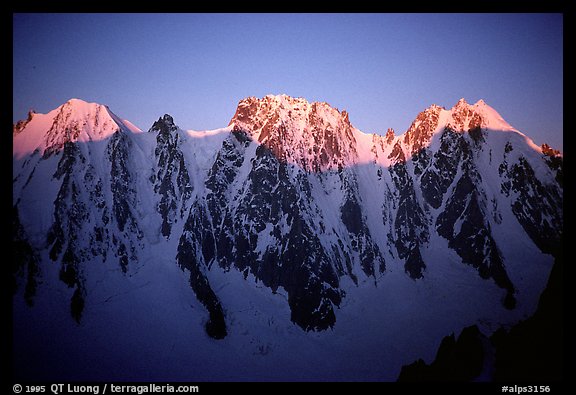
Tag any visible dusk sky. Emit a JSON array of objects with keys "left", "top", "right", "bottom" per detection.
[{"left": 13, "top": 13, "right": 563, "bottom": 151}]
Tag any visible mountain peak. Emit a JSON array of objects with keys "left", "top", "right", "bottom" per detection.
[
  {"left": 149, "top": 114, "right": 178, "bottom": 134},
  {"left": 61, "top": 98, "right": 110, "bottom": 114},
  {"left": 454, "top": 98, "right": 469, "bottom": 108},
  {"left": 229, "top": 94, "right": 357, "bottom": 171},
  {"left": 65, "top": 97, "right": 93, "bottom": 106},
  {"left": 402, "top": 103, "right": 444, "bottom": 154},
  {"left": 470, "top": 99, "right": 517, "bottom": 132},
  {"left": 13, "top": 98, "right": 133, "bottom": 159},
  {"left": 541, "top": 143, "right": 562, "bottom": 158},
  {"left": 229, "top": 94, "right": 349, "bottom": 137}
]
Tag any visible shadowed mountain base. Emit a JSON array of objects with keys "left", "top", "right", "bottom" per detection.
[{"left": 398, "top": 239, "right": 563, "bottom": 382}]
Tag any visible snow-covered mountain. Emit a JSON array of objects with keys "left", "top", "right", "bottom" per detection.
[{"left": 12, "top": 95, "right": 562, "bottom": 380}]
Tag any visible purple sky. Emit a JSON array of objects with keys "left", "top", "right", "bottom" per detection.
[{"left": 13, "top": 13, "right": 563, "bottom": 151}]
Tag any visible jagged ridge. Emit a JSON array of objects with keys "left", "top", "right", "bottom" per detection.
[{"left": 13, "top": 96, "right": 562, "bottom": 340}]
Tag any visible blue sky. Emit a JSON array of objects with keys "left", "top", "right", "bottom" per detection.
[{"left": 13, "top": 13, "right": 563, "bottom": 150}]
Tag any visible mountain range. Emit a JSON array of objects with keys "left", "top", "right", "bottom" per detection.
[{"left": 12, "top": 94, "right": 562, "bottom": 380}]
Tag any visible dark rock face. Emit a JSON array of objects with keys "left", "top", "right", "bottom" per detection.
[
  {"left": 108, "top": 132, "right": 139, "bottom": 236},
  {"left": 437, "top": 171, "right": 515, "bottom": 308},
  {"left": 150, "top": 114, "right": 178, "bottom": 135},
  {"left": 507, "top": 157, "right": 562, "bottom": 255},
  {"left": 40, "top": 128, "right": 146, "bottom": 323},
  {"left": 420, "top": 129, "right": 463, "bottom": 209},
  {"left": 397, "top": 325, "right": 486, "bottom": 381},
  {"left": 388, "top": 155, "right": 428, "bottom": 279},
  {"left": 417, "top": 128, "right": 515, "bottom": 308},
  {"left": 544, "top": 154, "right": 563, "bottom": 187},
  {"left": 107, "top": 131, "right": 144, "bottom": 273},
  {"left": 340, "top": 195, "right": 386, "bottom": 276},
  {"left": 150, "top": 115, "right": 193, "bottom": 238},
  {"left": 46, "top": 141, "right": 89, "bottom": 322},
  {"left": 499, "top": 140, "right": 563, "bottom": 257},
  {"left": 179, "top": 130, "right": 344, "bottom": 332},
  {"left": 12, "top": 206, "right": 40, "bottom": 307},
  {"left": 340, "top": 174, "right": 385, "bottom": 278},
  {"left": 177, "top": 218, "right": 227, "bottom": 339}
]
